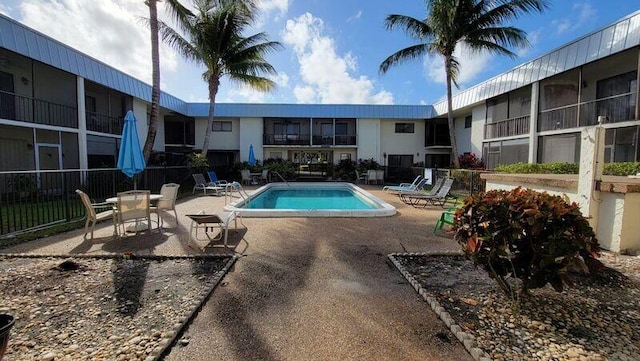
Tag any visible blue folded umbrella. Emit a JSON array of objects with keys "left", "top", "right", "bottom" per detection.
[{"left": 117, "top": 110, "right": 146, "bottom": 178}]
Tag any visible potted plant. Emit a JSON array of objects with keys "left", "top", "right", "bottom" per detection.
[{"left": 0, "top": 313, "right": 14, "bottom": 360}]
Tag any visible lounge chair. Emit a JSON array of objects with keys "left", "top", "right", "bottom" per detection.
[
  {"left": 405, "top": 178, "right": 457, "bottom": 208},
  {"left": 383, "top": 175, "right": 423, "bottom": 193},
  {"left": 398, "top": 177, "right": 443, "bottom": 203},
  {"left": 187, "top": 210, "right": 245, "bottom": 247},
  {"left": 207, "top": 171, "right": 228, "bottom": 187},
  {"left": 193, "top": 173, "right": 224, "bottom": 196}
]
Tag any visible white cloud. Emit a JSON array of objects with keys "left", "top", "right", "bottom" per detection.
[
  {"left": 347, "top": 10, "right": 362, "bottom": 23},
  {"left": 0, "top": 4, "right": 10, "bottom": 16},
  {"left": 281, "top": 13, "right": 393, "bottom": 104},
  {"left": 258, "top": 0, "right": 289, "bottom": 19},
  {"left": 552, "top": 2, "right": 597, "bottom": 35},
  {"left": 424, "top": 44, "right": 492, "bottom": 85},
  {"left": 17, "top": 0, "right": 178, "bottom": 85}
]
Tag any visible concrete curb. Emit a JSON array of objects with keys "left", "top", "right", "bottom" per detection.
[
  {"left": 0, "top": 252, "right": 239, "bottom": 361},
  {"left": 388, "top": 252, "right": 491, "bottom": 361}
]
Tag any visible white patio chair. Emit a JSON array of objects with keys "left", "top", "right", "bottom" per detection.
[
  {"left": 150, "top": 183, "right": 180, "bottom": 228},
  {"left": 240, "top": 169, "right": 252, "bottom": 186},
  {"left": 114, "top": 190, "right": 153, "bottom": 236},
  {"left": 76, "top": 189, "right": 116, "bottom": 239}
]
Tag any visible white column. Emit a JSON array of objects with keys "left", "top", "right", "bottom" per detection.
[
  {"left": 528, "top": 82, "right": 539, "bottom": 163},
  {"left": 77, "top": 76, "right": 88, "bottom": 170},
  {"left": 577, "top": 118, "right": 605, "bottom": 231}
]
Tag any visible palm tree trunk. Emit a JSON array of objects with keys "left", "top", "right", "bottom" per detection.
[
  {"left": 201, "top": 77, "right": 219, "bottom": 156},
  {"left": 445, "top": 55, "right": 461, "bottom": 169},
  {"left": 143, "top": 0, "right": 160, "bottom": 162}
]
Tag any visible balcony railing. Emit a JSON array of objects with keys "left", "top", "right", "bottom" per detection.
[
  {"left": 264, "top": 133, "right": 311, "bottom": 145},
  {"left": 86, "top": 111, "right": 124, "bottom": 134},
  {"left": 0, "top": 90, "right": 78, "bottom": 128},
  {"left": 310, "top": 135, "right": 357, "bottom": 146},
  {"left": 485, "top": 115, "right": 530, "bottom": 139},
  {"left": 538, "top": 92, "right": 637, "bottom": 131}
]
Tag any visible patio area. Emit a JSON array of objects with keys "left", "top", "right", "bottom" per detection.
[{"left": 0, "top": 186, "right": 471, "bottom": 360}]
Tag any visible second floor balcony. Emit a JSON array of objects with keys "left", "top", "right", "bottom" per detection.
[
  {"left": 86, "top": 111, "right": 123, "bottom": 135},
  {"left": 485, "top": 115, "right": 530, "bottom": 139},
  {"left": 538, "top": 92, "right": 637, "bottom": 131},
  {"left": 0, "top": 90, "right": 77, "bottom": 128},
  {"left": 264, "top": 133, "right": 311, "bottom": 145}
]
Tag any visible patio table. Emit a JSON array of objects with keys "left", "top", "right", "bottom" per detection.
[{"left": 105, "top": 194, "right": 163, "bottom": 232}]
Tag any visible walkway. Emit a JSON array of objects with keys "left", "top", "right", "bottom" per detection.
[{"left": 2, "top": 186, "right": 471, "bottom": 360}]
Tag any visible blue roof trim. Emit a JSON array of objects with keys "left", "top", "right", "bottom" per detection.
[
  {"left": 434, "top": 9, "right": 640, "bottom": 114},
  {"left": 0, "top": 14, "right": 188, "bottom": 114},
  {"left": 185, "top": 103, "right": 434, "bottom": 119}
]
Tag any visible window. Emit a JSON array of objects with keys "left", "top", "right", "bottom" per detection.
[
  {"left": 85, "top": 96, "right": 97, "bottom": 113},
  {"left": 269, "top": 152, "right": 282, "bottom": 159},
  {"left": 395, "top": 123, "right": 414, "bottom": 133},
  {"left": 340, "top": 153, "right": 351, "bottom": 160},
  {"left": 464, "top": 115, "right": 472, "bottom": 129},
  {"left": 212, "top": 121, "right": 232, "bottom": 132}
]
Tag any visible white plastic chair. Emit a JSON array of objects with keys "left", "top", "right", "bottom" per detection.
[
  {"left": 151, "top": 183, "right": 180, "bottom": 227},
  {"left": 114, "top": 190, "right": 152, "bottom": 236},
  {"left": 76, "top": 189, "right": 116, "bottom": 239}
]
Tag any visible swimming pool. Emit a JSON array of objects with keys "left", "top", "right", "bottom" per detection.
[{"left": 224, "top": 182, "right": 396, "bottom": 217}]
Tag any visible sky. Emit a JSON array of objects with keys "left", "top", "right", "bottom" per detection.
[{"left": 1, "top": 1, "right": 639, "bottom": 106}]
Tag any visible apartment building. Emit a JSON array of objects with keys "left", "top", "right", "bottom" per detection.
[{"left": 0, "top": 9, "right": 638, "bottom": 174}]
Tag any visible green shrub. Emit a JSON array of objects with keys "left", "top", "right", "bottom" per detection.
[
  {"left": 603, "top": 162, "right": 640, "bottom": 176},
  {"left": 494, "top": 162, "right": 578, "bottom": 174},
  {"left": 334, "top": 159, "right": 357, "bottom": 181},
  {"left": 186, "top": 153, "right": 209, "bottom": 174},
  {"left": 263, "top": 159, "right": 297, "bottom": 180},
  {"left": 453, "top": 187, "right": 601, "bottom": 298}
]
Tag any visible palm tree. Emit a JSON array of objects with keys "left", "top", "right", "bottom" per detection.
[
  {"left": 380, "top": 0, "right": 548, "bottom": 168},
  {"left": 158, "top": 0, "right": 282, "bottom": 156},
  {"left": 142, "top": 0, "right": 161, "bottom": 162}
]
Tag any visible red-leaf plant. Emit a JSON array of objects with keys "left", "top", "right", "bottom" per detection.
[{"left": 453, "top": 187, "right": 602, "bottom": 298}]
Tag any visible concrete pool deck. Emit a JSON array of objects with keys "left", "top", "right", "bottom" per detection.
[{"left": 1, "top": 185, "right": 471, "bottom": 360}]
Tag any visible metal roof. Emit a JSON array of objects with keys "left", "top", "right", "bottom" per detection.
[
  {"left": 433, "top": 9, "right": 640, "bottom": 115},
  {"left": 0, "top": 14, "right": 187, "bottom": 114},
  {"left": 186, "top": 103, "right": 434, "bottom": 119}
]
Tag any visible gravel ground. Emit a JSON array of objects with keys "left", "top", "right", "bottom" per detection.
[
  {"left": 0, "top": 255, "right": 234, "bottom": 361},
  {"left": 393, "top": 252, "right": 640, "bottom": 361}
]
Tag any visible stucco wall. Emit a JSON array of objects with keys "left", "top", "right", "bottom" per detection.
[
  {"left": 380, "top": 119, "right": 424, "bottom": 164},
  {"left": 210, "top": 118, "right": 240, "bottom": 150},
  {"left": 357, "top": 118, "right": 380, "bottom": 161},
  {"left": 239, "top": 117, "right": 263, "bottom": 161}
]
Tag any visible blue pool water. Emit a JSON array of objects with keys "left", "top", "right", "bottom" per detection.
[{"left": 245, "top": 188, "right": 377, "bottom": 210}]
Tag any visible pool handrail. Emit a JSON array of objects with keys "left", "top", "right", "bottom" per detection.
[
  {"left": 225, "top": 181, "right": 250, "bottom": 205},
  {"left": 271, "top": 171, "right": 291, "bottom": 188}
]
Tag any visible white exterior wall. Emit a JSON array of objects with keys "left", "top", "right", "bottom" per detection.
[
  {"left": 357, "top": 118, "right": 381, "bottom": 161},
  {"left": 455, "top": 115, "right": 472, "bottom": 154},
  {"left": 470, "top": 105, "right": 485, "bottom": 155},
  {"left": 211, "top": 118, "right": 240, "bottom": 150},
  {"left": 380, "top": 119, "right": 424, "bottom": 163},
  {"left": 239, "top": 117, "right": 263, "bottom": 161},
  {"left": 132, "top": 98, "right": 150, "bottom": 150}
]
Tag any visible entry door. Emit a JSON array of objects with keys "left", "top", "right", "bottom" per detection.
[
  {"left": 36, "top": 144, "right": 63, "bottom": 195},
  {"left": 0, "top": 71, "right": 15, "bottom": 120}
]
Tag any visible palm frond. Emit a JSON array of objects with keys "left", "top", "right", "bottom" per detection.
[
  {"left": 227, "top": 73, "right": 277, "bottom": 92},
  {"left": 157, "top": 21, "right": 199, "bottom": 62},
  {"left": 384, "top": 14, "right": 432, "bottom": 41},
  {"left": 379, "top": 44, "right": 429, "bottom": 74}
]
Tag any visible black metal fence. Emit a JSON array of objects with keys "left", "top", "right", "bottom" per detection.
[{"left": 0, "top": 166, "right": 192, "bottom": 236}]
